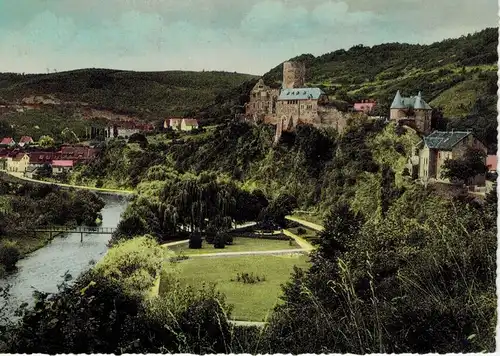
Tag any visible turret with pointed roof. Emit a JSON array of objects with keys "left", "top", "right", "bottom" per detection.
[{"left": 391, "top": 90, "right": 404, "bottom": 109}]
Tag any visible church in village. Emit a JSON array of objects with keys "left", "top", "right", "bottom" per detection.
[{"left": 244, "top": 61, "right": 348, "bottom": 142}]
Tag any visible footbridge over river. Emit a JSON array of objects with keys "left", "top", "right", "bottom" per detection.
[{"left": 31, "top": 226, "right": 116, "bottom": 242}]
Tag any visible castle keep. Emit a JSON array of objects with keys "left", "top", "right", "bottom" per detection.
[{"left": 244, "top": 61, "right": 349, "bottom": 142}]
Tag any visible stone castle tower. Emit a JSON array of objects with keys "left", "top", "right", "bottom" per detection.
[{"left": 282, "top": 61, "right": 306, "bottom": 89}]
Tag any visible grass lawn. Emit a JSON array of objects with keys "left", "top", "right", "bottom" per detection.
[
  {"left": 287, "top": 227, "right": 319, "bottom": 244},
  {"left": 163, "top": 254, "right": 311, "bottom": 321},
  {"left": 168, "top": 237, "right": 299, "bottom": 255}
]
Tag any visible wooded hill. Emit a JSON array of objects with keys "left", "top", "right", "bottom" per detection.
[{"left": 0, "top": 70, "right": 256, "bottom": 119}]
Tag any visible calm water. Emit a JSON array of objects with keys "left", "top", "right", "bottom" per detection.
[{"left": 0, "top": 193, "right": 130, "bottom": 317}]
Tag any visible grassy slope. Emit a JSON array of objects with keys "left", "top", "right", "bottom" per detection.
[{"left": 0, "top": 69, "right": 257, "bottom": 119}]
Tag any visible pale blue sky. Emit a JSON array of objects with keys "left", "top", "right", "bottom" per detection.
[{"left": 0, "top": 0, "right": 497, "bottom": 75}]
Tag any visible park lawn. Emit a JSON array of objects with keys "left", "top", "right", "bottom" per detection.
[
  {"left": 169, "top": 237, "right": 299, "bottom": 255},
  {"left": 164, "top": 254, "right": 311, "bottom": 321},
  {"left": 287, "top": 227, "right": 319, "bottom": 243}
]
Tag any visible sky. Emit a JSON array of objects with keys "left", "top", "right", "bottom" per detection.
[{"left": 0, "top": 0, "right": 498, "bottom": 75}]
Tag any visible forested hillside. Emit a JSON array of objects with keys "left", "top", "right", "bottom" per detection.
[{"left": 0, "top": 70, "right": 256, "bottom": 119}]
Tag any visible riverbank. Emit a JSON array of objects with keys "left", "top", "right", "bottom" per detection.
[
  {"left": 0, "top": 194, "right": 129, "bottom": 317},
  {"left": 2, "top": 171, "right": 135, "bottom": 195}
]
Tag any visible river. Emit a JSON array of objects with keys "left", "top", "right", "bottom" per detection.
[{"left": 0, "top": 193, "right": 130, "bottom": 318}]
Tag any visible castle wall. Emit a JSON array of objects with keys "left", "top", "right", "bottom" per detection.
[
  {"left": 414, "top": 110, "right": 432, "bottom": 135},
  {"left": 390, "top": 108, "right": 406, "bottom": 120}
]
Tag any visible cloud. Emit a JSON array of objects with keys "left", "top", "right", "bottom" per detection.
[{"left": 0, "top": 0, "right": 496, "bottom": 75}]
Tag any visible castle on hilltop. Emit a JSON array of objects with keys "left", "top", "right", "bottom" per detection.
[{"left": 244, "top": 61, "right": 349, "bottom": 143}]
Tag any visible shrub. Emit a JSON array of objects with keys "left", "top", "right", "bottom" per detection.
[
  {"left": 95, "top": 179, "right": 103, "bottom": 188},
  {"left": 94, "top": 235, "right": 166, "bottom": 296},
  {"left": 0, "top": 241, "right": 20, "bottom": 272},
  {"left": 231, "top": 272, "right": 266, "bottom": 284},
  {"left": 205, "top": 233, "right": 215, "bottom": 244},
  {"left": 214, "top": 233, "right": 227, "bottom": 249},
  {"left": 394, "top": 142, "right": 406, "bottom": 155},
  {"left": 188, "top": 232, "right": 202, "bottom": 249},
  {"left": 297, "top": 227, "right": 307, "bottom": 235}
]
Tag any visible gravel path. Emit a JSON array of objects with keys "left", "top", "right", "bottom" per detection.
[{"left": 185, "top": 248, "right": 306, "bottom": 258}]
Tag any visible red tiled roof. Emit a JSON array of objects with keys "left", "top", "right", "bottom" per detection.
[
  {"left": 0, "top": 137, "right": 14, "bottom": 145},
  {"left": 12, "top": 153, "right": 28, "bottom": 161},
  {"left": 29, "top": 151, "right": 60, "bottom": 164},
  {"left": 487, "top": 155, "right": 497, "bottom": 171},
  {"left": 51, "top": 160, "right": 74, "bottom": 167},
  {"left": 19, "top": 136, "right": 34, "bottom": 143}
]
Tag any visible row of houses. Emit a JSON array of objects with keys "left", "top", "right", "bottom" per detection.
[
  {"left": 0, "top": 136, "right": 34, "bottom": 147},
  {"left": 0, "top": 145, "right": 100, "bottom": 177},
  {"left": 163, "top": 118, "right": 199, "bottom": 131}
]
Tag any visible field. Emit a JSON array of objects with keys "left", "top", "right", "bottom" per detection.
[
  {"left": 161, "top": 254, "right": 311, "bottom": 321},
  {"left": 168, "top": 236, "right": 300, "bottom": 255}
]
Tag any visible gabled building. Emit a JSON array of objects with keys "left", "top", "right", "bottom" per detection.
[
  {"left": 180, "top": 119, "right": 199, "bottom": 131},
  {"left": 244, "top": 79, "right": 280, "bottom": 121},
  {"left": 390, "top": 90, "right": 432, "bottom": 135},
  {"left": 354, "top": 100, "right": 377, "bottom": 114},
  {"left": 18, "top": 136, "right": 34, "bottom": 147},
  {"left": 408, "top": 130, "right": 487, "bottom": 186},
  {"left": 168, "top": 118, "right": 182, "bottom": 131},
  {"left": 0, "top": 137, "right": 15, "bottom": 146},
  {"left": 8, "top": 153, "right": 30, "bottom": 173}
]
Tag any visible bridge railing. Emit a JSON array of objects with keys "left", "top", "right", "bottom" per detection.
[{"left": 32, "top": 226, "right": 116, "bottom": 234}]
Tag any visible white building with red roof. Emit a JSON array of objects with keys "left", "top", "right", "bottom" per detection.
[
  {"left": 51, "top": 160, "right": 74, "bottom": 174},
  {"left": 18, "top": 136, "right": 34, "bottom": 147},
  {"left": 0, "top": 137, "right": 15, "bottom": 146}
]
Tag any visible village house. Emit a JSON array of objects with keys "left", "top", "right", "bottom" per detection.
[
  {"left": 166, "top": 118, "right": 199, "bottom": 131},
  {"left": 180, "top": 118, "right": 199, "bottom": 131},
  {"left": 18, "top": 136, "right": 34, "bottom": 147},
  {"left": 390, "top": 90, "right": 433, "bottom": 135},
  {"left": 244, "top": 61, "right": 351, "bottom": 143},
  {"left": 51, "top": 160, "right": 74, "bottom": 175},
  {"left": 353, "top": 100, "right": 377, "bottom": 114},
  {"left": 408, "top": 130, "right": 487, "bottom": 186},
  {"left": 25, "top": 151, "right": 60, "bottom": 178},
  {"left": 7, "top": 153, "right": 30, "bottom": 174},
  {"left": 0, "top": 137, "right": 16, "bottom": 147}
]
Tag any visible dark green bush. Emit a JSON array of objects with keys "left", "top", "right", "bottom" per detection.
[{"left": 0, "top": 241, "right": 20, "bottom": 272}]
